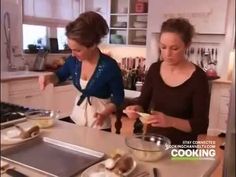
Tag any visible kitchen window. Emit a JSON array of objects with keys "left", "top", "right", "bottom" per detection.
[
  {"left": 22, "top": 24, "right": 47, "bottom": 51},
  {"left": 57, "top": 28, "right": 67, "bottom": 50},
  {"left": 22, "top": 0, "right": 81, "bottom": 53}
]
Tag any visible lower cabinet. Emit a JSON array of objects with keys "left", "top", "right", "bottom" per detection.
[
  {"left": 1, "top": 78, "right": 53, "bottom": 110},
  {"left": 208, "top": 80, "right": 232, "bottom": 135},
  {"left": 1, "top": 78, "right": 78, "bottom": 119},
  {"left": 53, "top": 85, "right": 77, "bottom": 118}
]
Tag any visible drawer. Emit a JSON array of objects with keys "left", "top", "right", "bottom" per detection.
[{"left": 8, "top": 79, "right": 39, "bottom": 95}]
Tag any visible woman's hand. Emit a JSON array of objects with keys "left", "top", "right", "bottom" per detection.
[
  {"left": 38, "top": 74, "right": 58, "bottom": 90},
  {"left": 147, "top": 111, "right": 173, "bottom": 128},
  {"left": 94, "top": 112, "right": 107, "bottom": 126},
  {"left": 38, "top": 75, "right": 50, "bottom": 90},
  {"left": 123, "top": 105, "right": 143, "bottom": 119}
]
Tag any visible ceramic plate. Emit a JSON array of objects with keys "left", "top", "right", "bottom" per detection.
[
  {"left": 80, "top": 159, "right": 137, "bottom": 177},
  {"left": 1, "top": 127, "right": 40, "bottom": 146}
]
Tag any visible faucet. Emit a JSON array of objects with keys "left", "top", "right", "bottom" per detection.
[{"left": 4, "top": 12, "right": 16, "bottom": 71}]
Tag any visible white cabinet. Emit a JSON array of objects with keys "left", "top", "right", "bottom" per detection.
[
  {"left": 1, "top": 78, "right": 53, "bottom": 110},
  {"left": 109, "top": 0, "right": 148, "bottom": 45},
  {"left": 83, "top": 0, "right": 148, "bottom": 46},
  {"left": 53, "top": 85, "right": 77, "bottom": 118},
  {"left": 23, "top": 0, "right": 80, "bottom": 24},
  {"left": 208, "top": 80, "right": 232, "bottom": 135},
  {"left": 1, "top": 77, "right": 77, "bottom": 118},
  {"left": 147, "top": 0, "right": 228, "bottom": 34}
]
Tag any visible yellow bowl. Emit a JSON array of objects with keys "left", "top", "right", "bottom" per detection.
[{"left": 25, "top": 110, "right": 59, "bottom": 128}]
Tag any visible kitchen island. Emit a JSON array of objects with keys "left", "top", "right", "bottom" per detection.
[{"left": 1, "top": 120, "right": 219, "bottom": 177}]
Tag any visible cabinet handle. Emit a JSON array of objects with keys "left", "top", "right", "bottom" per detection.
[{"left": 25, "top": 95, "right": 33, "bottom": 98}]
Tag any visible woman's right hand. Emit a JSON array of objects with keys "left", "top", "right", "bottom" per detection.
[
  {"left": 38, "top": 75, "right": 51, "bottom": 90},
  {"left": 123, "top": 105, "right": 143, "bottom": 119}
]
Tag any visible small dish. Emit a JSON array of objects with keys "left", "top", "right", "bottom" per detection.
[
  {"left": 80, "top": 158, "right": 136, "bottom": 177},
  {"left": 1, "top": 126, "right": 40, "bottom": 146}
]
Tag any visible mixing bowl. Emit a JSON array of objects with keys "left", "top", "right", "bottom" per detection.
[
  {"left": 125, "top": 134, "right": 171, "bottom": 162},
  {"left": 25, "top": 110, "right": 59, "bottom": 128}
]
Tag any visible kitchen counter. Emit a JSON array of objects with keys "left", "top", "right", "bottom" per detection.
[
  {"left": 1, "top": 71, "right": 53, "bottom": 81},
  {"left": 1, "top": 121, "right": 219, "bottom": 177}
]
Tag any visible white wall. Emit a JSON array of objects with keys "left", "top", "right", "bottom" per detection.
[
  {"left": 1, "top": 0, "right": 23, "bottom": 71},
  {"left": 99, "top": 44, "right": 147, "bottom": 63}
]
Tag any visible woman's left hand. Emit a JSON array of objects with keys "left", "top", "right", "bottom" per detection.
[
  {"left": 94, "top": 112, "right": 107, "bottom": 126},
  {"left": 147, "top": 111, "right": 173, "bottom": 128}
]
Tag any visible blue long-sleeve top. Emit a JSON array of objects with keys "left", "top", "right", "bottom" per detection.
[{"left": 55, "top": 52, "right": 124, "bottom": 107}]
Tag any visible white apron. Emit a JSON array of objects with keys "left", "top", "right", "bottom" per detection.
[{"left": 70, "top": 79, "right": 112, "bottom": 129}]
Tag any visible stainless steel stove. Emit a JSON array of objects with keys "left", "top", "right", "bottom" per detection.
[{"left": 0, "top": 102, "right": 31, "bottom": 129}]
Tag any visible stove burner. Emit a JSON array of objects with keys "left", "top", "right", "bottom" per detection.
[{"left": 0, "top": 102, "right": 34, "bottom": 128}]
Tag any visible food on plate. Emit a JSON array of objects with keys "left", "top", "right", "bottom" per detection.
[
  {"left": 113, "top": 155, "right": 134, "bottom": 174},
  {"left": 15, "top": 125, "right": 40, "bottom": 139},
  {"left": 104, "top": 154, "right": 121, "bottom": 170},
  {"left": 88, "top": 152, "right": 135, "bottom": 177}
]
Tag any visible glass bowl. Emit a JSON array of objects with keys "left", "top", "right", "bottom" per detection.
[
  {"left": 125, "top": 134, "right": 171, "bottom": 162},
  {"left": 25, "top": 110, "right": 59, "bottom": 128}
]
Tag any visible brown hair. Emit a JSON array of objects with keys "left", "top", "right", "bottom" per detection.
[
  {"left": 66, "top": 11, "right": 109, "bottom": 47},
  {"left": 160, "top": 18, "right": 195, "bottom": 46}
]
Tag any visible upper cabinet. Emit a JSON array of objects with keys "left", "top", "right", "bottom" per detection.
[
  {"left": 109, "top": 0, "right": 148, "bottom": 46},
  {"left": 84, "top": 0, "right": 148, "bottom": 46},
  {"left": 83, "top": 0, "right": 110, "bottom": 44},
  {"left": 148, "top": 0, "right": 228, "bottom": 34},
  {"left": 23, "top": 0, "right": 81, "bottom": 26}
]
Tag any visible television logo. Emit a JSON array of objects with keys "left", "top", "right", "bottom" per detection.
[{"left": 168, "top": 140, "right": 216, "bottom": 160}]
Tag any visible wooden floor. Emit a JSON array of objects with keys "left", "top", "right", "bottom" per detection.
[{"left": 111, "top": 117, "right": 225, "bottom": 177}]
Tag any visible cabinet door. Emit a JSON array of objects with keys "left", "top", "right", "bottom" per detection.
[
  {"left": 6, "top": 78, "right": 53, "bottom": 110},
  {"left": 23, "top": 0, "right": 80, "bottom": 21},
  {"left": 9, "top": 92, "right": 45, "bottom": 109},
  {"left": 109, "top": 0, "right": 148, "bottom": 46},
  {"left": 148, "top": 0, "right": 228, "bottom": 34},
  {"left": 84, "top": 0, "right": 110, "bottom": 44},
  {"left": 53, "top": 85, "right": 77, "bottom": 118},
  {"left": 208, "top": 82, "right": 231, "bottom": 135},
  {"left": 218, "top": 114, "right": 228, "bottom": 133}
]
